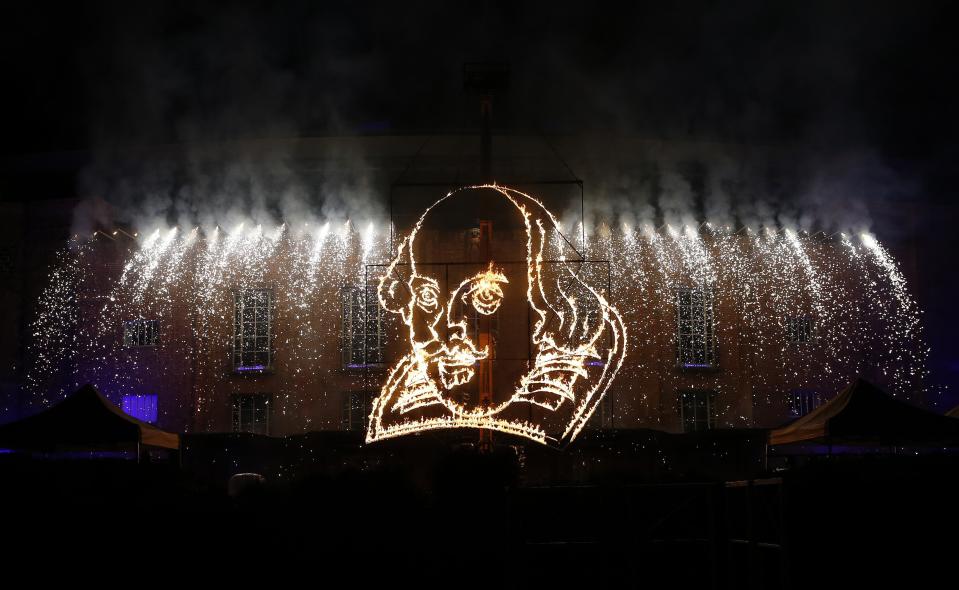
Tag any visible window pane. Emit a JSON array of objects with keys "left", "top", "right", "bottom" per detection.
[
  {"left": 675, "top": 287, "right": 715, "bottom": 367},
  {"left": 680, "top": 390, "right": 715, "bottom": 432},
  {"left": 234, "top": 289, "right": 272, "bottom": 370},
  {"left": 232, "top": 394, "right": 271, "bottom": 434},
  {"left": 123, "top": 319, "right": 159, "bottom": 347},
  {"left": 343, "top": 286, "right": 383, "bottom": 366}
]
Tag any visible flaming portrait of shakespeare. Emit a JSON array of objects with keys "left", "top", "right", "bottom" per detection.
[{"left": 367, "top": 185, "right": 627, "bottom": 446}]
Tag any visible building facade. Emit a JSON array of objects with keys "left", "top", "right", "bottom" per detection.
[{"left": 15, "top": 136, "right": 927, "bottom": 441}]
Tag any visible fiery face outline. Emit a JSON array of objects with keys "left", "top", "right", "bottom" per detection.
[{"left": 367, "top": 184, "right": 627, "bottom": 446}]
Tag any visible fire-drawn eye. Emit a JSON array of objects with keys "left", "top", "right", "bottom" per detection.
[
  {"left": 467, "top": 269, "right": 508, "bottom": 315},
  {"left": 415, "top": 283, "right": 440, "bottom": 313}
]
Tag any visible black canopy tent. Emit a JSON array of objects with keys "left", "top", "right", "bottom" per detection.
[
  {"left": 769, "top": 378, "right": 959, "bottom": 447},
  {"left": 0, "top": 384, "right": 179, "bottom": 453}
]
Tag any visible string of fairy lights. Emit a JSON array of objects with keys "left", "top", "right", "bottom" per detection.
[{"left": 22, "top": 201, "right": 929, "bottom": 432}]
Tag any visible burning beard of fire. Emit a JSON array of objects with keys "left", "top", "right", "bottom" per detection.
[{"left": 367, "top": 185, "right": 627, "bottom": 447}]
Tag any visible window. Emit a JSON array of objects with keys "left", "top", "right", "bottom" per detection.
[
  {"left": 342, "top": 390, "right": 374, "bottom": 432},
  {"left": 342, "top": 285, "right": 384, "bottom": 367},
  {"left": 0, "top": 243, "right": 15, "bottom": 277},
  {"left": 679, "top": 390, "right": 715, "bottom": 432},
  {"left": 586, "top": 391, "right": 614, "bottom": 429},
  {"left": 123, "top": 319, "right": 159, "bottom": 347},
  {"left": 234, "top": 289, "right": 272, "bottom": 372},
  {"left": 675, "top": 286, "right": 716, "bottom": 368},
  {"left": 231, "top": 394, "right": 271, "bottom": 435},
  {"left": 579, "top": 293, "right": 611, "bottom": 366},
  {"left": 788, "top": 390, "right": 822, "bottom": 417},
  {"left": 121, "top": 394, "right": 158, "bottom": 423},
  {"left": 786, "top": 316, "right": 815, "bottom": 343}
]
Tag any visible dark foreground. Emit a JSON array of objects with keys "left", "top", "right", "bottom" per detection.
[{"left": 1, "top": 431, "right": 955, "bottom": 587}]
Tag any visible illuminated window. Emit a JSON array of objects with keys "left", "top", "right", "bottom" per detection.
[
  {"left": 342, "top": 390, "right": 374, "bottom": 431},
  {"left": 231, "top": 394, "right": 271, "bottom": 435},
  {"left": 679, "top": 390, "right": 715, "bottom": 432},
  {"left": 786, "top": 316, "right": 815, "bottom": 343},
  {"left": 788, "top": 390, "right": 822, "bottom": 417},
  {"left": 123, "top": 319, "right": 159, "bottom": 347},
  {"left": 121, "top": 394, "right": 158, "bottom": 423},
  {"left": 342, "top": 285, "right": 384, "bottom": 368},
  {"left": 233, "top": 289, "right": 272, "bottom": 372},
  {"left": 675, "top": 286, "right": 716, "bottom": 368}
]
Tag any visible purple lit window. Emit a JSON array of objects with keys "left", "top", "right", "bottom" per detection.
[{"left": 122, "top": 394, "right": 158, "bottom": 423}]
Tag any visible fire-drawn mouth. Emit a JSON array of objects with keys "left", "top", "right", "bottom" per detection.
[
  {"left": 438, "top": 363, "right": 474, "bottom": 388},
  {"left": 436, "top": 343, "right": 487, "bottom": 389}
]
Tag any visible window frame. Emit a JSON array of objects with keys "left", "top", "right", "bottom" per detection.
[
  {"left": 342, "top": 390, "right": 374, "bottom": 432},
  {"left": 674, "top": 285, "right": 717, "bottom": 369},
  {"left": 231, "top": 393, "right": 272, "bottom": 435},
  {"left": 451, "top": 295, "right": 501, "bottom": 351},
  {"left": 788, "top": 389, "right": 823, "bottom": 417},
  {"left": 679, "top": 389, "right": 716, "bottom": 433},
  {"left": 586, "top": 390, "right": 615, "bottom": 429},
  {"left": 574, "top": 290, "right": 612, "bottom": 367},
  {"left": 233, "top": 288, "right": 274, "bottom": 373},
  {"left": 121, "top": 394, "right": 158, "bottom": 423},
  {"left": 123, "top": 319, "right": 159, "bottom": 348},
  {"left": 341, "top": 285, "right": 385, "bottom": 369},
  {"left": 785, "top": 315, "right": 816, "bottom": 344}
]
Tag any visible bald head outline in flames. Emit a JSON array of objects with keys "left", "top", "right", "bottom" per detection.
[{"left": 367, "top": 185, "right": 627, "bottom": 446}]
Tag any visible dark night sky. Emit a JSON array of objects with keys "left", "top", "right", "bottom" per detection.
[
  {"left": 1, "top": 0, "right": 958, "bottom": 397},
  {"left": 1, "top": 1, "right": 956, "bottom": 160}
]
